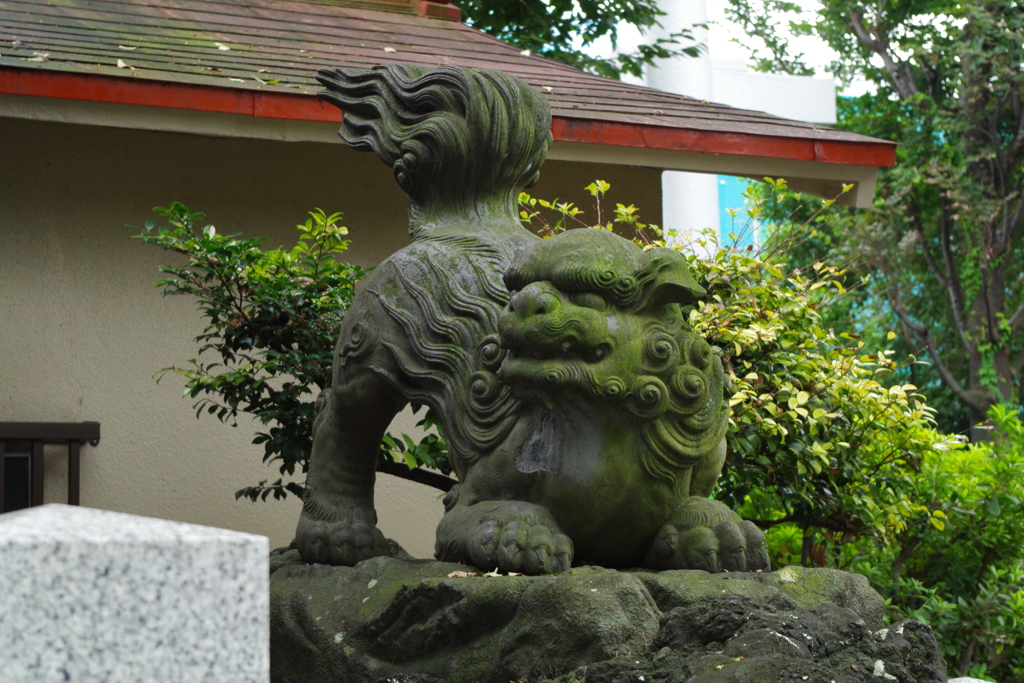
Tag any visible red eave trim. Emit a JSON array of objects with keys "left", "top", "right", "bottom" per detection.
[
  {"left": 0, "top": 67, "right": 896, "bottom": 167},
  {"left": 0, "top": 67, "right": 341, "bottom": 123},
  {"left": 551, "top": 118, "right": 896, "bottom": 168}
]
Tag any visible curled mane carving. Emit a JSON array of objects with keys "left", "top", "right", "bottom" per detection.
[
  {"left": 632, "top": 323, "right": 729, "bottom": 483},
  {"left": 317, "top": 65, "right": 552, "bottom": 226},
  {"left": 315, "top": 65, "right": 553, "bottom": 476}
]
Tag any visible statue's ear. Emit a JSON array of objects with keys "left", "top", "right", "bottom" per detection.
[{"left": 639, "top": 248, "right": 706, "bottom": 309}]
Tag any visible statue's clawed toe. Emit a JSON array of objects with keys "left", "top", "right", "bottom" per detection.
[
  {"left": 472, "top": 518, "right": 573, "bottom": 574},
  {"left": 644, "top": 498, "right": 770, "bottom": 573},
  {"left": 295, "top": 513, "right": 390, "bottom": 566},
  {"left": 436, "top": 501, "right": 573, "bottom": 574}
]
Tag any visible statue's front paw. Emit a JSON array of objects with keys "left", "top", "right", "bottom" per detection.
[
  {"left": 437, "top": 500, "right": 573, "bottom": 574},
  {"left": 471, "top": 518, "right": 574, "bottom": 575},
  {"left": 644, "top": 498, "right": 769, "bottom": 572},
  {"left": 295, "top": 513, "right": 390, "bottom": 566}
]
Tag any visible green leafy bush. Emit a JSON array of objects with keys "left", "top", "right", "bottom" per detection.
[
  {"left": 137, "top": 203, "right": 450, "bottom": 501},
  {"left": 852, "top": 404, "right": 1024, "bottom": 681}
]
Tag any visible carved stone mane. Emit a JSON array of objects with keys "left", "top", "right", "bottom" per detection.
[
  {"left": 317, "top": 65, "right": 551, "bottom": 232},
  {"left": 315, "top": 65, "right": 553, "bottom": 478}
]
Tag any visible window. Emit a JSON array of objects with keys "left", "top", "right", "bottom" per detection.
[
  {"left": 0, "top": 423, "right": 100, "bottom": 513},
  {"left": 2, "top": 440, "right": 31, "bottom": 512}
]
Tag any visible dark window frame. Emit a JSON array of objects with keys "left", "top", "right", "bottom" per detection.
[{"left": 0, "top": 422, "right": 100, "bottom": 513}]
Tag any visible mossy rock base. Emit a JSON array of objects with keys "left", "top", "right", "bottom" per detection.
[{"left": 269, "top": 551, "right": 945, "bottom": 683}]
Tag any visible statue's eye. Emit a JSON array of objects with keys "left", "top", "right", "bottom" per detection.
[{"left": 570, "top": 292, "right": 606, "bottom": 311}]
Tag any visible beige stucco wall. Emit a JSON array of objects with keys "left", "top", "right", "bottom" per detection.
[{"left": 0, "top": 114, "right": 661, "bottom": 556}]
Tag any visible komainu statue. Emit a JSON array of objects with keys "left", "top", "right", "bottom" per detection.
[{"left": 295, "top": 64, "right": 769, "bottom": 575}]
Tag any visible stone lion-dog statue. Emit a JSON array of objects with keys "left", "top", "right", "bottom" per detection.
[{"left": 295, "top": 64, "right": 769, "bottom": 575}]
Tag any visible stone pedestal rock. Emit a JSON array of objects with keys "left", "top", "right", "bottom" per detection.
[{"left": 269, "top": 551, "right": 945, "bottom": 683}]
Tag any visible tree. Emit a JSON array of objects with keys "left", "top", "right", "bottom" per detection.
[
  {"left": 458, "top": 0, "right": 702, "bottom": 78},
  {"left": 726, "top": 0, "right": 1024, "bottom": 437}
]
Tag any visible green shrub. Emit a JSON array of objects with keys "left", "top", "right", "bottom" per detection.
[
  {"left": 136, "top": 203, "right": 449, "bottom": 502},
  {"left": 851, "top": 404, "right": 1024, "bottom": 681}
]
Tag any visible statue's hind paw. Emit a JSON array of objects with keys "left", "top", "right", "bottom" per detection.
[
  {"left": 436, "top": 501, "right": 573, "bottom": 574},
  {"left": 644, "top": 498, "right": 770, "bottom": 573},
  {"left": 295, "top": 512, "right": 390, "bottom": 566}
]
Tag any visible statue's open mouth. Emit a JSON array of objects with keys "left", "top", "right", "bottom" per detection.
[
  {"left": 500, "top": 337, "right": 611, "bottom": 365},
  {"left": 498, "top": 310, "right": 613, "bottom": 365}
]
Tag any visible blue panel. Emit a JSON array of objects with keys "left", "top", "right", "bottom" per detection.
[{"left": 717, "top": 175, "right": 758, "bottom": 250}]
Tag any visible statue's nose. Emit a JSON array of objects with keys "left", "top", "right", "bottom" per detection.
[{"left": 511, "top": 283, "right": 560, "bottom": 318}]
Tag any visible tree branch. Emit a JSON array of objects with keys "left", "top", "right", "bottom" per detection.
[
  {"left": 1005, "top": 92, "right": 1024, "bottom": 171},
  {"left": 1000, "top": 190, "right": 1024, "bottom": 256},
  {"left": 916, "top": 229, "right": 949, "bottom": 290},
  {"left": 888, "top": 282, "right": 987, "bottom": 412},
  {"left": 1009, "top": 302, "right": 1024, "bottom": 334},
  {"left": 848, "top": 8, "right": 918, "bottom": 99},
  {"left": 938, "top": 197, "right": 972, "bottom": 350},
  {"left": 377, "top": 458, "right": 457, "bottom": 492},
  {"left": 891, "top": 537, "right": 921, "bottom": 590}
]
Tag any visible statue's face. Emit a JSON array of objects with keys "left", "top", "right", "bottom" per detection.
[
  {"left": 496, "top": 278, "right": 674, "bottom": 416},
  {"left": 493, "top": 230, "right": 727, "bottom": 482}
]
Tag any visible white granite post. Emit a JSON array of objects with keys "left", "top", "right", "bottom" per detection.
[{"left": 0, "top": 504, "right": 269, "bottom": 682}]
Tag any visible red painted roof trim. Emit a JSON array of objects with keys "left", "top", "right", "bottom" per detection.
[
  {"left": 0, "top": 67, "right": 896, "bottom": 167},
  {"left": 551, "top": 118, "right": 896, "bottom": 168},
  {"left": 0, "top": 67, "right": 341, "bottom": 122}
]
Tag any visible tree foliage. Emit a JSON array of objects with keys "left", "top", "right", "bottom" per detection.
[
  {"left": 458, "top": 0, "right": 702, "bottom": 79},
  {"left": 855, "top": 405, "right": 1024, "bottom": 681},
  {"left": 725, "top": 0, "right": 1024, "bottom": 435},
  {"left": 136, "top": 203, "right": 452, "bottom": 502}
]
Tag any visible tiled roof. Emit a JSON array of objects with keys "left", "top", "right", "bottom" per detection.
[{"left": 0, "top": 0, "right": 895, "bottom": 166}]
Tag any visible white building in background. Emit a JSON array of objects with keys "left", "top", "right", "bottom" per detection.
[{"left": 640, "top": 0, "right": 838, "bottom": 253}]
